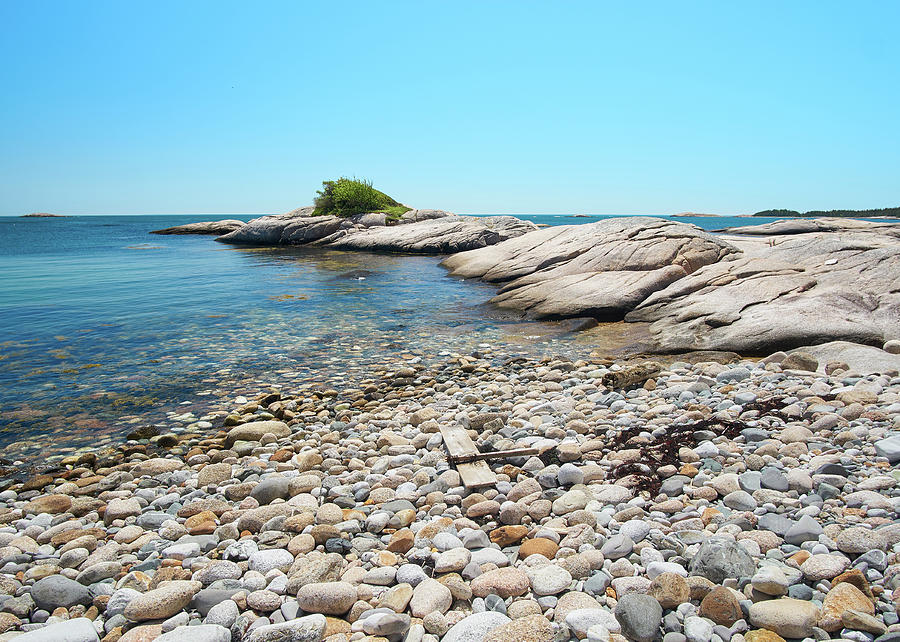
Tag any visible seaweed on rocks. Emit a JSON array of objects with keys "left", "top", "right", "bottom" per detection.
[{"left": 607, "top": 396, "right": 789, "bottom": 495}]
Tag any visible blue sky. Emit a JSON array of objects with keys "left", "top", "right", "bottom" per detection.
[{"left": 1, "top": 2, "right": 898, "bottom": 216}]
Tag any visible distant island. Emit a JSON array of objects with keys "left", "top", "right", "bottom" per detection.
[
  {"left": 21, "top": 212, "right": 66, "bottom": 217},
  {"left": 753, "top": 206, "right": 900, "bottom": 218}
]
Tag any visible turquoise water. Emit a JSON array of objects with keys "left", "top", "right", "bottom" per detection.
[{"left": 0, "top": 212, "right": 849, "bottom": 471}]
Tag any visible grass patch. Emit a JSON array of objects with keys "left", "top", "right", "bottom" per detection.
[{"left": 313, "top": 177, "right": 411, "bottom": 220}]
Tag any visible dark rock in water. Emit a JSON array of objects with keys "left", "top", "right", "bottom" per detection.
[
  {"left": 151, "top": 433, "right": 179, "bottom": 448},
  {"left": 559, "top": 317, "right": 599, "bottom": 332},
  {"left": 21, "top": 212, "right": 65, "bottom": 217},
  {"left": 151, "top": 220, "right": 245, "bottom": 235},
  {"left": 336, "top": 269, "right": 375, "bottom": 280},
  {"left": 689, "top": 537, "right": 755, "bottom": 584},
  {"left": 127, "top": 425, "right": 162, "bottom": 441}
]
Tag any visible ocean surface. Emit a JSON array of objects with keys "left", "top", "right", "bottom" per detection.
[{"left": 0, "top": 212, "right": 861, "bottom": 472}]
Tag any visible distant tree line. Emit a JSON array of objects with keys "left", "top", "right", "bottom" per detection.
[{"left": 753, "top": 206, "right": 900, "bottom": 218}]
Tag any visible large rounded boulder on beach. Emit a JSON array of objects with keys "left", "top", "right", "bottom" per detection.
[{"left": 224, "top": 420, "right": 291, "bottom": 446}]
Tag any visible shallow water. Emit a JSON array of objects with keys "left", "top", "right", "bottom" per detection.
[{"left": 0, "top": 212, "right": 885, "bottom": 470}]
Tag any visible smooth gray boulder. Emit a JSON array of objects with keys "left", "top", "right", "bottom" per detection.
[
  {"left": 224, "top": 420, "right": 291, "bottom": 446},
  {"left": 249, "top": 475, "right": 291, "bottom": 505},
  {"left": 614, "top": 593, "right": 663, "bottom": 642},
  {"left": 242, "top": 614, "right": 328, "bottom": 642},
  {"left": 156, "top": 624, "right": 231, "bottom": 642},
  {"left": 783, "top": 341, "right": 900, "bottom": 376},
  {"left": 874, "top": 436, "right": 900, "bottom": 463},
  {"left": 30, "top": 575, "right": 92, "bottom": 610},
  {"left": 15, "top": 617, "right": 99, "bottom": 641},
  {"left": 689, "top": 537, "right": 756, "bottom": 584},
  {"left": 150, "top": 220, "right": 245, "bottom": 235},
  {"left": 442, "top": 611, "right": 511, "bottom": 642}
]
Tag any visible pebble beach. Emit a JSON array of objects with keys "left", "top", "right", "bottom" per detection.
[{"left": 2, "top": 345, "right": 899, "bottom": 642}]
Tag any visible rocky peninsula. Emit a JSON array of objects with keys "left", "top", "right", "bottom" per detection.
[{"left": 214, "top": 209, "right": 537, "bottom": 254}]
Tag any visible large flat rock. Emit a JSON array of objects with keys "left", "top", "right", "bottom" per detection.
[
  {"left": 151, "top": 220, "right": 246, "bottom": 235},
  {"left": 628, "top": 232, "right": 900, "bottom": 353},
  {"left": 442, "top": 217, "right": 737, "bottom": 319},
  {"left": 216, "top": 209, "right": 535, "bottom": 254},
  {"left": 720, "top": 216, "right": 900, "bottom": 237},
  {"left": 443, "top": 216, "right": 900, "bottom": 354},
  {"left": 216, "top": 206, "right": 320, "bottom": 244},
  {"left": 786, "top": 341, "right": 900, "bottom": 375},
  {"left": 324, "top": 215, "right": 536, "bottom": 254}
]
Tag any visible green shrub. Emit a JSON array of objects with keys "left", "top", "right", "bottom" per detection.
[{"left": 313, "top": 177, "right": 411, "bottom": 219}]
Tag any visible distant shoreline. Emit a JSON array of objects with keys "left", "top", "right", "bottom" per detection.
[{"left": 753, "top": 206, "right": 900, "bottom": 218}]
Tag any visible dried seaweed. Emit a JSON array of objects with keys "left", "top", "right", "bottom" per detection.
[{"left": 606, "top": 395, "right": 788, "bottom": 495}]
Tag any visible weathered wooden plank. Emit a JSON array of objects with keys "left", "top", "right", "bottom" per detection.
[
  {"left": 457, "top": 461, "right": 497, "bottom": 488},
  {"left": 440, "top": 425, "right": 497, "bottom": 488},
  {"left": 449, "top": 446, "right": 541, "bottom": 464},
  {"left": 439, "top": 424, "right": 479, "bottom": 457}
]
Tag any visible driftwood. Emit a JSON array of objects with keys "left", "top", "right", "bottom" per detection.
[
  {"left": 602, "top": 361, "right": 661, "bottom": 389},
  {"left": 447, "top": 446, "right": 541, "bottom": 465}
]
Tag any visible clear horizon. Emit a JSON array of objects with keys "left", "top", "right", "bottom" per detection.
[{"left": 2, "top": 1, "right": 898, "bottom": 217}]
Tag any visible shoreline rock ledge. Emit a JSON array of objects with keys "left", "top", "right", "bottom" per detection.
[
  {"left": 151, "top": 219, "right": 246, "bottom": 235},
  {"left": 441, "top": 217, "right": 738, "bottom": 320},
  {"left": 442, "top": 216, "right": 900, "bottom": 354},
  {"left": 215, "top": 207, "right": 537, "bottom": 253}
]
